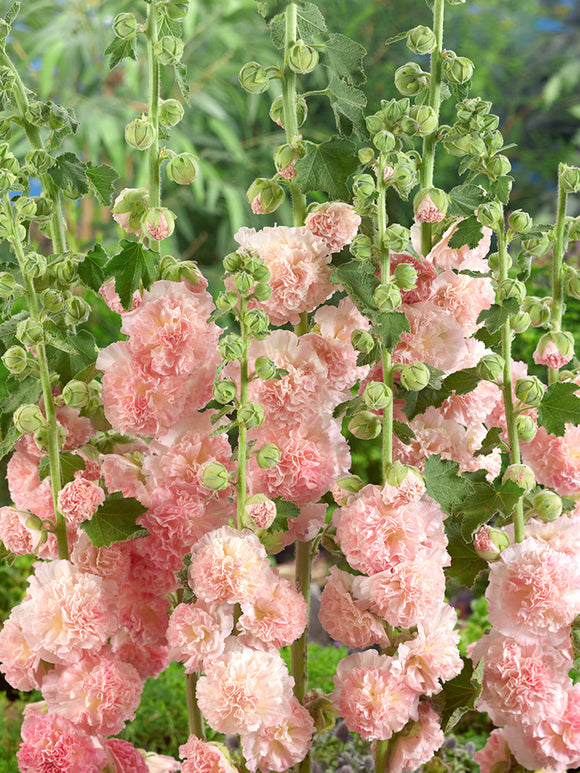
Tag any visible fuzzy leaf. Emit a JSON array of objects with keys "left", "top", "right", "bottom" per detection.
[
  {"left": 270, "top": 2, "right": 324, "bottom": 47},
  {"left": 49, "top": 329, "right": 99, "bottom": 385},
  {"left": 106, "top": 239, "right": 158, "bottom": 310},
  {"left": 105, "top": 36, "right": 137, "bottom": 69},
  {"left": 78, "top": 243, "right": 108, "bottom": 292},
  {"left": 81, "top": 492, "right": 148, "bottom": 548},
  {"left": 435, "top": 658, "right": 481, "bottom": 732},
  {"left": 257, "top": 0, "right": 302, "bottom": 22},
  {"left": 393, "top": 420, "right": 416, "bottom": 445},
  {"left": 0, "top": 310, "right": 28, "bottom": 349},
  {"left": 322, "top": 34, "right": 366, "bottom": 86},
  {"left": 447, "top": 216, "right": 485, "bottom": 250},
  {"left": 384, "top": 31, "right": 408, "bottom": 48},
  {"left": 401, "top": 383, "right": 450, "bottom": 421},
  {"left": 424, "top": 455, "right": 473, "bottom": 516},
  {"left": 537, "top": 381, "right": 580, "bottom": 437},
  {"left": 570, "top": 615, "right": 580, "bottom": 684},
  {"left": 331, "top": 261, "right": 380, "bottom": 317},
  {"left": 447, "top": 184, "right": 488, "bottom": 218},
  {"left": 0, "top": 423, "right": 20, "bottom": 463},
  {"left": 477, "top": 298, "right": 519, "bottom": 334},
  {"left": 47, "top": 152, "right": 89, "bottom": 198},
  {"left": 442, "top": 367, "right": 480, "bottom": 396},
  {"left": 473, "top": 425, "right": 505, "bottom": 457},
  {"left": 86, "top": 163, "right": 119, "bottom": 207},
  {"left": 375, "top": 311, "right": 410, "bottom": 353},
  {"left": 460, "top": 480, "right": 524, "bottom": 540},
  {"left": 44, "top": 320, "right": 78, "bottom": 354},
  {"left": 444, "top": 515, "right": 488, "bottom": 588},
  {"left": 39, "top": 451, "right": 86, "bottom": 484},
  {"left": 174, "top": 62, "right": 190, "bottom": 102},
  {"left": 326, "top": 76, "right": 367, "bottom": 137},
  {"left": 490, "top": 175, "right": 513, "bottom": 205},
  {"left": 295, "top": 138, "right": 358, "bottom": 199}
]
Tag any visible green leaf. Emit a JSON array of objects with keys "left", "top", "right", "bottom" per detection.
[
  {"left": 5, "top": 2, "right": 20, "bottom": 25},
  {"left": 473, "top": 425, "right": 505, "bottom": 457},
  {"left": 0, "top": 423, "right": 20, "bottom": 462},
  {"left": 516, "top": 250, "right": 532, "bottom": 282},
  {"left": 477, "top": 298, "right": 519, "bottom": 334},
  {"left": 78, "top": 243, "right": 109, "bottom": 293},
  {"left": 460, "top": 480, "right": 524, "bottom": 540},
  {"left": 490, "top": 175, "right": 513, "bottom": 205},
  {"left": 47, "top": 152, "right": 89, "bottom": 198},
  {"left": 570, "top": 615, "right": 580, "bottom": 684},
  {"left": 104, "top": 36, "right": 137, "bottom": 70},
  {"left": 174, "top": 62, "right": 190, "bottom": 103},
  {"left": 442, "top": 367, "right": 480, "bottom": 395},
  {"left": 331, "top": 260, "right": 380, "bottom": 317},
  {"left": 384, "top": 31, "right": 408, "bottom": 49},
  {"left": 295, "top": 138, "right": 358, "bottom": 199},
  {"left": 106, "top": 239, "right": 158, "bottom": 310},
  {"left": 50, "top": 329, "right": 99, "bottom": 384},
  {"left": 270, "top": 2, "right": 324, "bottom": 47},
  {"left": 434, "top": 657, "right": 481, "bottom": 732},
  {"left": 257, "top": 0, "right": 303, "bottom": 22},
  {"left": 0, "top": 310, "right": 28, "bottom": 350},
  {"left": 326, "top": 76, "right": 367, "bottom": 137},
  {"left": 401, "top": 383, "right": 451, "bottom": 421},
  {"left": 39, "top": 451, "right": 86, "bottom": 484},
  {"left": 424, "top": 455, "right": 473, "bottom": 516},
  {"left": 447, "top": 216, "right": 484, "bottom": 250},
  {"left": 44, "top": 320, "right": 78, "bottom": 353},
  {"left": 86, "top": 163, "right": 119, "bottom": 207},
  {"left": 445, "top": 515, "right": 488, "bottom": 588},
  {"left": 375, "top": 311, "right": 410, "bottom": 353},
  {"left": 393, "top": 419, "right": 416, "bottom": 445},
  {"left": 80, "top": 492, "right": 149, "bottom": 548},
  {"left": 537, "top": 381, "right": 580, "bottom": 437},
  {"left": 322, "top": 34, "right": 366, "bottom": 86},
  {"left": 447, "top": 184, "right": 488, "bottom": 218}
]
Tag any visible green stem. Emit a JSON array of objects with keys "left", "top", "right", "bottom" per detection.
[
  {"left": 374, "top": 738, "right": 391, "bottom": 773},
  {"left": 548, "top": 168, "right": 568, "bottom": 385},
  {"left": 378, "top": 156, "right": 393, "bottom": 479},
  {"left": 291, "top": 540, "right": 312, "bottom": 704},
  {"left": 237, "top": 296, "right": 249, "bottom": 531},
  {"left": 419, "top": 0, "right": 445, "bottom": 257},
  {"left": 496, "top": 219, "right": 524, "bottom": 543},
  {"left": 147, "top": 0, "right": 161, "bottom": 253},
  {"left": 185, "top": 673, "right": 205, "bottom": 739}
]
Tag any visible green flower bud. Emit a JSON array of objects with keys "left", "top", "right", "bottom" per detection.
[
  {"left": 162, "top": 259, "right": 201, "bottom": 285},
  {"left": 394, "top": 62, "right": 429, "bottom": 96},
  {"left": 400, "top": 361, "right": 431, "bottom": 391},
  {"left": 247, "top": 178, "right": 284, "bottom": 214},
  {"left": 166, "top": 152, "right": 198, "bottom": 185},
  {"left": 213, "top": 379, "right": 237, "bottom": 404},
  {"left": 566, "top": 271, "right": 580, "bottom": 301},
  {"left": 254, "top": 356, "right": 277, "bottom": 381},
  {"left": 245, "top": 309, "right": 269, "bottom": 338},
  {"left": 20, "top": 252, "right": 47, "bottom": 280},
  {"left": 521, "top": 232, "right": 551, "bottom": 257},
  {"left": 30, "top": 198, "right": 53, "bottom": 224},
  {"left": 502, "top": 463, "right": 535, "bottom": 494},
  {"left": 17, "top": 318, "right": 44, "bottom": 347},
  {"left": 112, "top": 12, "right": 138, "bottom": 40},
  {"left": 34, "top": 421, "right": 66, "bottom": 452},
  {"left": 365, "top": 114, "right": 384, "bottom": 135},
  {"left": 560, "top": 164, "right": 580, "bottom": 194},
  {"left": 62, "top": 379, "right": 91, "bottom": 409},
  {"left": 442, "top": 54, "right": 474, "bottom": 84},
  {"left": 477, "top": 353, "right": 505, "bottom": 382},
  {"left": 516, "top": 413, "right": 537, "bottom": 443},
  {"left": 40, "top": 288, "right": 64, "bottom": 313},
  {"left": 358, "top": 147, "right": 376, "bottom": 165},
  {"left": 406, "top": 25, "right": 437, "bottom": 55},
  {"left": 2, "top": 345, "right": 29, "bottom": 374},
  {"left": 484, "top": 154, "right": 512, "bottom": 179},
  {"left": 373, "top": 130, "right": 396, "bottom": 153},
  {"left": 219, "top": 334, "right": 245, "bottom": 361},
  {"left": 165, "top": 0, "right": 189, "bottom": 20},
  {"left": 256, "top": 442, "right": 281, "bottom": 469},
  {"left": 0, "top": 271, "right": 18, "bottom": 298},
  {"left": 409, "top": 104, "right": 438, "bottom": 137},
  {"left": 362, "top": 381, "right": 393, "bottom": 411},
  {"left": 508, "top": 209, "right": 533, "bottom": 234},
  {"left": 304, "top": 691, "right": 341, "bottom": 734},
  {"left": 384, "top": 224, "right": 410, "bottom": 252},
  {"left": 443, "top": 133, "right": 473, "bottom": 157},
  {"left": 533, "top": 490, "right": 563, "bottom": 522},
  {"left": 0, "top": 120, "right": 12, "bottom": 141},
  {"left": 385, "top": 461, "right": 422, "bottom": 487},
  {"left": 238, "top": 401, "right": 265, "bottom": 428},
  {"left": 477, "top": 200, "right": 504, "bottom": 228},
  {"left": 159, "top": 99, "right": 185, "bottom": 128},
  {"left": 252, "top": 282, "right": 272, "bottom": 301},
  {"left": 515, "top": 376, "right": 544, "bottom": 407},
  {"left": 382, "top": 97, "right": 411, "bottom": 123},
  {"left": 14, "top": 197, "right": 37, "bottom": 219},
  {"left": 349, "top": 235, "right": 373, "bottom": 261},
  {"left": 373, "top": 282, "right": 401, "bottom": 312},
  {"left": 14, "top": 404, "right": 46, "bottom": 434},
  {"left": 413, "top": 187, "right": 449, "bottom": 223},
  {"left": 201, "top": 461, "right": 230, "bottom": 490},
  {"left": 125, "top": 117, "right": 155, "bottom": 151},
  {"left": 521, "top": 296, "right": 551, "bottom": 327},
  {"left": 349, "top": 410, "right": 382, "bottom": 440},
  {"left": 473, "top": 525, "right": 510, "bottom": 562},
  {"left": 142, "top": 207, "right": 176, "bottom": 241},
  {"left": 65, "top": 296, "right": 91, "bottom": 326},
  {"left": 242, "top": 255, "right": 269, "bottom": 281},
  {"left": 239, "top": 62, "right": 270, "bottom": 94},
  {"left": 0, "top": 143, "right": 18, "bottom": 174},
  {"left": 25, "top": 100, "right": 51, "bottom": 127},
  {"left": 233, "top": 271, "right": 254, "bottom": 294},
  {"left": 497, "top": 278, "right": 526, "bottom": 305},
  {"left": 223, "top": 252, "right": 242, "bottom": 273},
  {"left": 154, "top": 35, "right": 184, "bottom": 66},
  {"left": 269, "top": 95, "right": 307, "bottom": 128},
  {"left": 456, "top": 97, "right": 492, "bottom": 121},
  {"left": 288, "top": 40, "right": 318, "bottom": 74},
  {"left": 53, "top": 259, "right": 75, "bottom": 285},
  {"left": 535, "top": 330, "right": 575, "bottom": 366},
  {"left": 392, "top": 161, "right": 417, "bottom": 193},
  {"left": 567, "top": 216, "right": 580, "bottom": 242},
  {"left": 352, "top": 174, "right": 376, "bottom": 200},
  {"left": 510, "top": 311, "right": 531, "bottom": 335},
  {"left": 351, "top": 329, "right": 375, "bottom": 353},
  {"left": 392, "top": 262, "right": 418, "bottom": 291},
  {"left": 333, "top": 475, "right": 365, "bottom": 505},
  {"left": 216, "top": 290, "right": 238, "bottom": 312}
]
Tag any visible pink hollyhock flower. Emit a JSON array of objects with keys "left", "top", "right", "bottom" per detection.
[
  {"left": 0, "top": 505, "right": 37, "bottom": 554},
  {"left": 196, "top": 639, "right": 294, "bottom": 734},
  {"left": 318, "top": 566, "right": 390, "bottom": 649},
  {"left": 7, "top": 446, "right": 54, "bottom": 520},
  {"left": 143, "top": 752, "right": 182, "bottom": 772},
  {"left": 116, "top": 584, "right": 170, "bottom": 647},
  {"left": 415, "top": 194, "right": 446, "bottom": 223},
  {"left": 386, "top": 702, "right": 444, "bottom": 773},
  {"left": 101, "top": 451, "right": 150, "bottom": 504},
  {"left": 100, "top": 278, "right": 143, "bottom": 314},
  {"left": 143, "top": 208, "right": 175, "bottom": 241},
  {"left": 420, "top": 221, "right": 492, "bottom": 271},
  {"left": 431, "top": 271, "right": 494, "bottom": 335},
  {"left": 521, "top": 425, "right": 580, "bottom": 496},
  {"left": 525, "top": 683, "right": 580, "bottom": 768},
  {"left": 275, "top": 502, "right": 327, "bottom": 551},
  {"left": 188, "top": 526, "right": 272, "bottom": 605},
  {"left": 71, "top": 531, "right": 130, "bottom": 583},
  {"left": 241, "top": 697, "right": 315, "bottom": 772},
  {"left": 246, "top": 497, "right": 277, "bottom": 529},
  {"left": 533, "top": 336, "right": 574, "bottom": 370},
  {"left": 58, "top": 478, "right": 105, "bottom": 525},
  {"left": 0, "top": 614, "right": 48, "bottom": 691},
  {"left": 486, "top": 537, "right": 580, "bottom": 642},
  {"left": 522, "top": 510, "right": 580, "bottom": 557},
  {"left": 234, "top": 225, "right": 335, "bottom": 325},
  {"left": 380, "top": 471, "right": 426, "bottom": 507},
  {"left": 167, "top": 600, "right": 233, "bottom": 673},
  {"left": 473, "top": 729, "right": 512, "bottom": 773},
  {"left": 112, "top": 187, "right": 148, "bottom": 236},
  {"left": 112, "top": 633, "right": 169, "bottom": 681},
  {"left": 238, "top": 575, "right": 308, "bottom": 649},
  {"left": 17, "top": 711, "right": 107, "bottom": 773},
  {"left": 304, "top": 201, "right": 361, "bottom": 253},
  {"left": 441, "top": 379, "right": 502, "bottom": 426},
  {"left": 179, "top": 736, "right": 237, "bottom": 773},
  {"left": 389, "top": 252, "right": 437, "bottom": 304},
  {"left": 105, "top": 739, "right": 149, "bottom": 773}
]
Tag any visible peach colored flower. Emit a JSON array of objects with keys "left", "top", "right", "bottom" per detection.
[
  {"left": 0, "top": 505, "right": 37, "bottom": 555},
  {"left": 473, "top": 729, "right": 512, "bottom": 773},
  {"left": 58, "top": 478, "right": 105, "bottom": 525},
  {"left": 167, "top": 600, "right": 233, "bottom": 673},
  {"left": 238, "top": 575, "right": 308, "bottom": 649},
  {"left": 421, "top": 221, "right": 492, "bottom": 271},
  {"left": 304, "top": 201, "right": 361, "bottom": 253},
  {"left": 387, "top": 702, "right": 444, "bottom": 773},
  {"left": 17, "top": 712, "right": 107, "bottom": 773},
  {"left": 521, "top": 425, "right": 580, "bottom": 496},
  {"left": 431, "top": 270, "right": 494, "bottom": 335},
  {"left": 179, "top": 736, "right": 238, "bottom": 773},
  {"left": 105, "top": 739, "right": 149, "bottom": 773},
  {"left": 0, "top": 614, "right": 47, "bottom": 691}
]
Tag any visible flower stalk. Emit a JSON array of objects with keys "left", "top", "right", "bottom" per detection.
[
  {"left": 146, "top": 0, "right": 161, "bottom": 252},
  {"left": 548, "top": 166, "right": 569, "bottom": 384}
]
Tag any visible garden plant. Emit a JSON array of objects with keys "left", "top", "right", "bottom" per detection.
[{"left": 1, "top": 0, "right": 580, "bottom": 771}]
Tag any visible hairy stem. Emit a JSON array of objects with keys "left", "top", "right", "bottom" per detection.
[
  {"left": 237, "top": 295, "right": 249, "bottom": 531},
  {"left": 185, "top": 674, "right": 206, "bottom": 740},
  {"left": 146, "top": 0, "right": 161, "bottom": 253},
  {"left": 378, "top": 156, "right": 393, "bottom": 478},
  {"left": 548, "top": 167, "right": 568, "bottom": 385}
]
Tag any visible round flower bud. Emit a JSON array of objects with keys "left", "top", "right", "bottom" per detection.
[
  {"left": 567, "top": 216, "right": 580, "bottom": 241},
  {"left": 400, "top": 361, "right": 431, "bottom": 391},
  {"left": 502, "top": 463, "right": 535, "bottom": 494},
  {"left": 0, "top": 271, "right": 18, "bottom": 298},
  {"left": 560, "top": 164, "right": 580, "bottom": 194},
  {"left": 268, "top": 95, "right": 308, "bottom": 128},
  {"left": 16, "top": 318, "right": 44, "bottom": 347},
  {"left": 0, "top": 142, "right": 18, "bottom": 173},
  {"left": 112, "top": 187, "right": 149, "bottom": 233},
  {"left": 409, "top": 104, "right": 438, "bottom": 137},
  {"left": 508, "top": 209, "right": 533, "bottom": 234},
  {"left": 373, "top": 130, "right": 396, "bottom": 153},
  {"left": 125, "top": 117, "right": 155, "bottom": 151},
  {"left": 534, "top": 330, "right": 575, "bottom": 369},
  {"left": 65, "top": 296, "right": 91, "bottom": 326},
  {"left": 497, "top": 278, "right": 526, "bottom": 305},
  {"left": 201, "top": 462, "right": 230, "bottom": 491},
  {"left": 443, "top": 133, "right": 472, "bottom": 157},
  {"left": 349, "top": 235, "right": 373, "bottom": 262},
  {"left": 406, "top": 25, "right": 437, "bottom": 55},
  {"left": 256, "top": 442, "right": 281, "bottom": 469},
  {"left": 252, "top": 282, "right": 272, "bottom": 301},
  {"left": 112, "top": 12, "right": 138, "bottom": 40},
  {"left": 413, "top": 187, "right": 449, "bottom": 223},
  {"left": 213, "top": 379, "right": 237, "bottom": 404},
  {"left": 510, "top": 311, "right": 531, "bottom": 334},
  {"left": 385, "top": 460, "right": 421, "bottom": 487},
  {"left": 392, "top": 262, "right": 418, "bottom": 291},
  {"left": 40, "top": 288, "right": 64, "bottom": 313},
  {"left": 473, "top": 525, "right": 510, "bottom": 562},
  {"left": 14, "top": 197, "right": 37, "bottom": 219},
  {"left": 352, "top": 174, "right": 376, "bottom": 199},
  {"left": 254, "top": 356, "right": 277, "bottom": 381},
  {"left": 2, "top": 345, "right": 29, "bottom": 374},
  {"left": 373, "top": 282, "right": 401, "bottom": 312},
  {"left": 365, "top": 114, "right": 384, "bottom": 135},
  {"left": 245, "top": 308, "right": 269, "bottom": 338},
  {"left": 362, "top": 381, "right": 393, "bottom": 411},
  {"left": 24, "top": 149, "right": 51, "bottom": 177},
  {"left": 54, "top": 259, "right": 77, "bottom": 285},
  {"left": 288, "top": 40, "right": 318, "bottom": 74},
  {"left": 476, "top": 353, "right": 505, "bottom": 382},
  {"left": 384, "top": 224, "right": 410, "bottom": 252},
  {"left": 516, "top": 414, "right": 537, "bottom": 443},
  {"left": 62, "top": 379, "right": 91, "bottom": 409},
  {"left": 333, "top": 475, "right": 365, "bottom": 505},
  {"left": 442, "top": 55, "right": 474, "bottom": 84},
  {"left": 216, "top": 290, "right": 238, "bottom": 312},
  {"left": 394, "top": 62, "right": 429, "bottom": 96},
  {"left": 154, "top": 35, "right": 184, "bottom": 65},
  {"left": 219, "top": 334, "right": 245, "bottom": 361},
  {"left": 0, "top": 119, "right": 11, "bottom": 140},
  {"left": 273, "top": 143, "right": 301, "bottom": 179},
  {"left": 13, "top": 404, "right": 46, "bottom": 434},
  {"left": 244, "top": 493, "right": 277, "bottom": 530},
  {"left": 351, "top": 329, "right": 375, "bottom": 353},
  {"left": 477, "top": 200, "right": 503, "bottom": 228},
  {"left": 522, "top": 296, "right": 551, "bottom": 327},
  {"left": 566, "top": 271, "right": 580, "bottom": 301},
  {"left": 165, "top": 0, "right": 189, "bottom": 20},
  {"left": 162, "top": 259, "right": 201, "bottom": 285},
  {"left": 223, "top": 252, "right": 242, "bottom": 273},
  {"left": 239, "top": 61, "right": 270, "bottom": 94},
  {"left": 233, "top": 271, "right": 254, "bottom": 294},
  {"left": 238, "top": 401, "right": 265, "bottom": 428},
  {"left": 393, "top": 161, "right": 417, "bottom": 193},
  {"left": 484, "top": 154, "right": 511, "bottom": 179},
  {"left": 358, "top": 147, "right": 376, "bottom": 165},
  {"left": 21, "top": 251, "right": 48, "bottom": 279},
  {"left": 533, "top": 490, "right": 563, "bottom": 522},
  {"left": 159, "top": 99, "right": 185, "bottom": 127},
  {"left": 34, "top": 421, "right": 66, "bottom": 453},
  {"left": 521, "top": 232, "right": 550, "bottom": 257},
  {"left": 246, "top": 178, "right": 284, "bottom": 214},
  {"left": 24, "top": 100, "right": 50, "bottom": 126},
  {"left": 143, "top": 207, "right": 176, "bottom": 241},
  {"left": 349, "top": 410, "right": 382, "bottom": 440},
  {"left": 515, "top": 376, "right": 544, "bottom": 407},
  {"left": 243, "top": 255, "right": 269, "bottom": 281}
]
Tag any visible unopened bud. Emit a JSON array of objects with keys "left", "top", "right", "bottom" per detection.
[
  {"left": 244, "top": 494, "right": 277, "bottom": 530},
  {"left": 165, "top": 0, "right": 189, "bottom": 20},
  {"left": 384, "top": 224, "right": 410, "bottom": 252},
  {"left": 13, "top": 404, "right": 46, "bottom": 434},
  {"left": 352, "top": 174, "right": 376, "bottom": 200},
  {"left": 273, "top": 143, "right": 300, "bottom": 179},
  {"left": 201, "top": 462, "right": 229, "bottom": 491},
  {"left": 125, "top": 117, "right": 155, "bottom": 151},
  {"left": 477, "top": 353, "right": 505, "bottom": 382},
  {"left": 392, "top": 262, "right": 418, "bottom": 291},
  {"left": 40, "top": 288, "right": 63, "bottom": 313},
  {"left": 503, "top": 463, "right": 535, "bottom": 494},
  {"left": 112, "top": 187, "right": 149, "bottom": 233},
  {"left": 510, "top": 311, "right": 531, "bottom": 334},
  {"left": 351, "top": 329, "right": 375, "bottom": 354},
  {"left": 34, "top": 421, "right": 66, "bottom": 452},
  {"left": 143, "top": 207, "right": 175, "bottom": 241},
  {"left": 516, "top": 414, "right": 537, "bottom": 442},
  {"left": 238, "top": 401, "right": 265, "bottom": 428},
  {"left": 2, "top": 345, "right": 29, "bottom": 374},
  {"left": 508, "top": 209, "right": 533, "bottom": 234},
  {"left": 233, "top": 271, "right": 253, "bottom": 294},
  {"left": 162, "top": 260, "right": 201, "bottom": 285},
  {"left": 413, "top": 187, "right": 449, "bottom": 223},
  {"left": 54, "top": 259, "right": 77, "bottom": 284},
  {"left": 484, "top": 154, "right": 511, "bottom": 179},
  {"left": 349, "top": 234, "right": 373, "bottom": 260},
  {"left": 477, "top": 200, "right": 503, "bottom": 228},
  {"left": 533, "top": 331, "right": 575, "bottom": 369},
  {"left": 112, "top": 12, "right": 138, "bottom": 39},
  {"left": 560, "top": 164, "right": 580, "bottom": 194},
  {"left": 515, "top": 376, "right": 544, "bottom": 407},
  {"left": 303, "top": 691, "right": 340, "bottom": 734},
  {"left": 65, "top": 296, "right": 91, "bottom": 326},
  {"left": 219, "top": 334, "right": 245, "bottom": 361},
  {"left": 497, "top": 278, "right": 526, "bottom": 305},
  {"left": 409, "top": 104, "right": 438, "bottom": 137},
  {"left": 16, "top": 318, "right": 44, "bottom": 347},
  {"left": 154, "top": 35, "right": 184, "bottom": 66},
  {"left": 254, "top": 356, "right": 277, "bottom": 381},
  {"left": 385, "top": 460, "right": 420, "bottom": 487},
  {"left": 62, "top": 379, "right": 91, "bottom": 409},
  {"left": 14, "top": 197, "right": 36, "bottom": 218},
  {"left": 288, "top": 40, "right": 318, "bottom": 74},
  {"left": 406, "top": 25, "right": 437, "bottom": 55},
  {"left": 213, "top": 380, "right": 237, "bottom": 404},
  {"left": 256, "top": 442, "right": 281, "bottom": 469},
  {"left": 373, "top": 130, "right": 396, "bottom": 153},
  {"left": 362, "top": 381, "right": 393, "bottom": 411},
  {"left": 392, "top": 161, "right": 417, "bottom": 192},
  {"left": 442, "top": 54, "right": 474, "bottom": 84},
  {"left": 24, "top": 149, "right": 51, "bottom": 176},
  {"left": 21, "top": 251, "right": 48, "bottom": 279},
  {"left": 242, "top": 255, "right": 269, "bottom": 282},
  {"left": 349, "top": 410, "right": 382, "bottom": 440},
  {"left": 533, "top": 490, "right": 563, "bottom": 522},
  {"left": 394, "top": 62, "right": 429, "bottom": 96},
  {"left": 239, "top": 61, "right": 270, "bottom": 94},
  {"left": 245, "top": 309, "right": 269, "bottom": 338},
  {"left": 223, "top": 252, "right": 242, "bottom": 273},
  {"left": 400, "top": 361, "right": 430, "bottom": 391},
  {"left": 521, "top": 232, "right": 550, "bottom": 257},
  {"left": 522, "top": 296, "right": 551, "bottom": 327},
  {"left": 473, "top": 525, "right": 510, "bottom": 561},
  {"left": 247, "top": 178, "right": 284, "bottom": 214},
  {"left": 166, "top": 152, "right": 198, "bottom": 185},
  {"left": 252, "top": 282, "right": 272, "bottom": 301},
  {"left": 269, "top": 95, "right": 308, "bottom": 128},
  {"left": 159, "top": 99, "right": 185, "bottom": 128},
  {"left": 374, "top": 282, "right": 401, "bottom": 312},
  {"left": 215, "top": 291, "right": 237, "bottom": 312},
  {"left": 365, "top": 114, "right": 384, "bottom": 135},
  {"left": 332, "top": 475, "right": 365, "bottom": 506},
  {"left": 358, "top": 147, "right": 376, "bottom": 165},
  {"left": 488, "top": 251, "right": 510, "bottom": 273},
  {"left": 0, "top": 271, "right": 18, "bottom": 297}
]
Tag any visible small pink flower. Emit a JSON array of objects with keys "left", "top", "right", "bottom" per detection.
[
  {"left": 17, "top": 712, "right": 107, "bottom": 773},
  {"left": 473, "top": 729, "right": 511, "bottom": 773},
  {"left": 0, "top": 614, "right": 47, "bottom": 691},
  {"left": 386, "top": 702, "right": 444, "bottom": 773},
  {"left": 179, "top": 735, "right": 238, "bottom": 773},
  {"left": 0, "top": 505, "right": 37, "bottom": 554},
  {"left": 414, "top": 194, "right": 446, "bottom": 223},
  {"left": 304, "top": 202, "right": 361, "bottom": 253},
  {"left": 105, "top": 739, "right": 149, "bottom": 773},
  {"left": 58, "top": 478, "right": 105, "bottom": 525},
  {"left": 238, "top": 575, "right": 308, "bottom": 649},
  {"left": 251, "top": 195, "right": 266, "bottom": 214},
  {"left": 246, "top": 497, "right": 277, "bottom": 529}
]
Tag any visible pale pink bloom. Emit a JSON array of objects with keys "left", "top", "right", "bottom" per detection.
[
  {"left": 473, "top": 729, "right": 511, "bottom": 773},
  {"left": 100, "top": 278, "right": 143, "bottom": 314},
  {"left": 143, "top": 752, "right": 182, "bottom": 773},
  {"left": 533, "top": 340, "right": 573, "bottom": 369},
  {"left": 167, "top": 600, "right": 233, "bottom": 673},
  {"left": 71, "top": 531, "right": 130, "bottom": 583},
  {"left": 526, "top": 683, "right": 580, "bottom": 768},
  {"left": 318, "top": 566, "right": 390, "bottom": 649},
  {"left": 390, "top": 252, "right": 437, "bottom": 304},
  {"left": 502, "top": 723, "right": 563, "bottom": 772},
  {"left": 415, "top": 194, "right": 446, "bottom": 223},
  {"left": 125, "top": 538, "right": 179, "bottom": 596},
  {"left": 431, "top": 271, "right": 494, "bottom": 335},
  {"left": 275, "top": 502, "right": 327, "bottom": 550},
  {"left": 112, "top": 188, "right": 147, "bottom": 236},
  {"left": 144, "top": 211, "right": 172, "bottom": 240},
  {"left": 523, "top": 511, "right": 580, "bottom": 557},
  {"left": 56, "top": 403, "right": 97, "bottom": 451},
  {"left": 387, "top": 702, "right": 444, "bottom": 773},
  {"left": 0, "top": 505, "right": 37, "bottom": 554},
  {"left": 242, "top": 697, "right": 315, "bottom": 772},
  {"left": 58, "top": 478, "right": 105, "bottom": 525},
  {"left": 380, "top": 472, "right": 426, "bottom": 507},
  {"left": 234, "top": 225, "right": 335, "bottom": 325},
  {"left": 394, "top": 302, "right": 470, "bottom": 374},
  {"left": 179, "top": 736, "right": 237, "bottom": 773},
  {"left": 471, "top": 630, "right": 571, "bottom": 727},
  {"left": 17, "top": 712, "right": 107, "bottom": 773},
  {"left": 116, "top": 584, "right": 170, "bottom": 647},
  {"left": 238, "top": 575, "right": 308, "bottom": 649},
  {"left": 101, "top": 451, "right": 150, "bottom": 504},
  {"left": 111, "top": 633, "right": 169, "bottom": 680},
  {"left": 521, "top": 425, "right": 580, "bottom": 496},
  {"left": 7, "top": 446, "right": 54, "bottom": 520},
  {"left": 279, "top": 160, "right": 297, "bottom": 179},
  {"left": 14, "top": 559, "right": 118, "bottom": 665},
  {"left": 0, "top": 614, "right": 47, "bottom": 691},
  {"left": 304, "top": 202, "right": 361, "bottom": 253},
  {"left": 196, "top": 639, "right": 294, "bottom": 734},
  {"left": 441, "top": 379, "right": 502, "bottom": 426},
  {"left": 105, "top": 739, "right": 149, "bottom": 773},
  {"left": 486, "top": 537, "right": 580, "bottom": 642},
  {"left": 421, "top": 221, "right": 492, "bottom": 271},
  {"left": 246, "top": 498, "right": 277, "bottom": 529},
  {"left": 189, "top": 526, "right": 272, "bottom": 605},
  {"left": 373, "top": 163, "right": 395, "bottom": 182}
]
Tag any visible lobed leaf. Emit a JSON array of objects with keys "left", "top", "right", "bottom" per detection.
[
  {"left": 295, "top": 138, "right": 358, "bottom": 199},
  {"left": 106, "top": 239, "right": 158, "bottom": 310},
  {"left": 80, "top": 492, "right": 149, "bottom": 548},
  {"left": 537, "top": 381, "right": 580, "bottom": 437}
]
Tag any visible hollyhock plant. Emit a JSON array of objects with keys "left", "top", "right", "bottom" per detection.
[
  {"left": 167, "top": 600, "right": 234, "bottom": 673},
  {"left": 385, "top": 702, "right": 444, "bottom": 773},
  {"left": 304, "top": 201, "right": 361, "bottom": 253}
]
